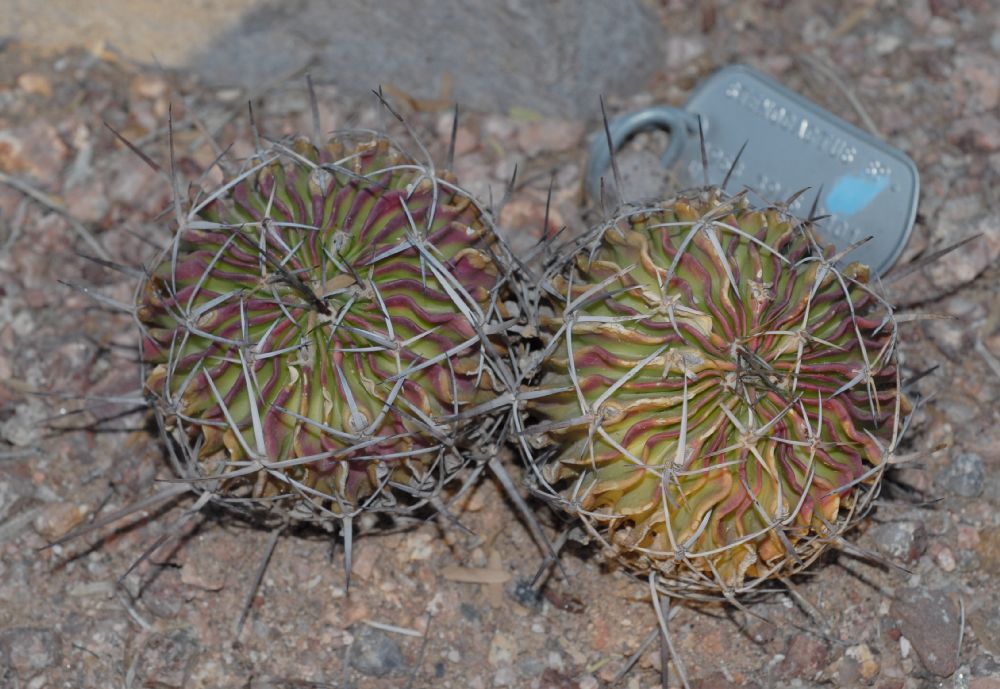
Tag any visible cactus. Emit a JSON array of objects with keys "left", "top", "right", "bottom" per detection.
[
  {"left": 523, "top": 187, "right": 909, "bottom": 597},
  {"left": 136, "top": 131, "right": 512, "bottom": 524}
]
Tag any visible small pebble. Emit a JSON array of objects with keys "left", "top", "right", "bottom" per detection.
[
  {"left": 342, "top": 599, "right": 370, "bottom": 627},
  {"left": 405, "top": 530, "right": 434, "bottom": 561},
  {"left": 488, "top": 631, "right": 516, "bottom": 666},
  {"left": 933, "top": 544, "right": 957, "bottom": 572},
  {"left": 970, "top": 677, "right": 1000, "bottom": 689},
  {"left": 493, "top": 664, "right": 516, "bottom": 686},
  {"left": 0, "top": 122, "right": 69, "bottom": 182},
  {"left": 32, "top": 502, "right": 86, "bottom": 541},
  {"left": 846, "top": 643, "right": 880, "bottom": 681},
  {"left": 870, "top": 521, "right": 927, "bottom": 564},
  {"left": 874, "top": 33, "right": 901, "bottom": 54},
  {"left": 957, "top": 524, "right": 980, "bottom": 550},
  {"left": 515, "top": 119, "right": 585, "bottom": 156},
  {"left": 666, "top": 35, "right": 706, "bottom": 68},
  {"left": 130, "top": 74, "right": 168, "bottom": 99},
  {"left": 949, "top": 116, "right": 1000, "bottom": 151},
  {"left": 179, "top": 557, "right": 226, "bottom": 591},
  {"left": 971, "top": 652, "right": 1000, "bottom": 676},
  {"left": 435, "top": 113, "right": 478, "bottom": 157},
  {"left": 131, "top": 629, "right": 199, "bottom": 688},
  {"left": 923, "top": 318, "right": 967, "bottom": 359},
  {"left": 349, "top": 626, "right": 406, "bottom": 678},
  {"left": 518, "top": 656, "right": 546, "bottom": 677},
  {"left": 16, "top": 73, "right": 52, "bottom": 97},
  {"left": 351, "top": 541, "right": 380, "bottom": 579},
  {"left": 927, "top": 213, "right": 1000, "bottom": 291},
  {"left": 139, "top": 567, "right": 185, "bottom": 619},
  {"left": 936, "top": 452, "right": 986, "bottom": 498},
  {"left": 969, "top": 602, "right": 1000, "bottom": 657},
  {"left": 778, "top": 634, "right": 829, "bottom": 679}
]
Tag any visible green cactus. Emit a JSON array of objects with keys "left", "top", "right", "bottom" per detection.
[
  {"left": 524, "top": 187, "right": 909, "bottom": 597},
  {"left": 137, "top": 133, "right": 511, "bottom": 522}
]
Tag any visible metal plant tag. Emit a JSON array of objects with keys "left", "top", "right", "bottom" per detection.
[{"left": 587, "top": 64, "right": 920, "bottom": 276}]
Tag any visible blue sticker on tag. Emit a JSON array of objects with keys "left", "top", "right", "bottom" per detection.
[{"left": 826, "top": 174, "right": 890, "bottom": 216}]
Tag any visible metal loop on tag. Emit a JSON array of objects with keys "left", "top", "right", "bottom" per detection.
[{"left": 585, "top": 106, "right": 699, "bottom": 202}]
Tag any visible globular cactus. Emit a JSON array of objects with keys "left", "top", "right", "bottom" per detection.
[
  {"left": 136, "top": 131, "right": 512, "bottom": 524},
  {"left": 523, "top": 187, "right": 909, "bottom": 598}
]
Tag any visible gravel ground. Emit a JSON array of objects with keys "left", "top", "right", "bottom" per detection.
[{"left": 2, "top": 2, "right": 1000, "bottom": 688}]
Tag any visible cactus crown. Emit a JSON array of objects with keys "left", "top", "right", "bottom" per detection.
[
  {"left": 137, "top": 132, "right": 511, "bottom": 524},
  {"left": 525, "top": 187, "right": 908, "bottom": 597}
]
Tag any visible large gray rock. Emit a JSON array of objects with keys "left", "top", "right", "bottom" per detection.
[
  {"left": 191, "top": 0, "right": 663, "bottom": 117},
  {"left": 890, "top": 587, "right": 963, "bottom": 678},
  {"left": 936, "top": 451, "right": 986, "bottom": 498}
]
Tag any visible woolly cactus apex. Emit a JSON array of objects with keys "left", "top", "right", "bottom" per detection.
[
  {"left": 137, "top": 132, "right": 512, "bottom": 523},
  {"left": 525, "top": 187, "right": 909, "bottom": 598}
]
